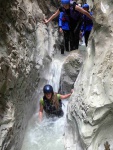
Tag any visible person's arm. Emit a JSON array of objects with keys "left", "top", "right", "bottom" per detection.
[
  {"left": 38, "top": 103, "right": 44, "bottom": 122},
  {"left": 59, "top": 12, "right": 63, "bottom": 27},
  {"left": 60, "top": 93, "right": 72, "bottom": 99},
  {"left": 44, "top": 9, "right": 60, "bottom": 24},
  {"left": 75, "top": 5, "right": 92, "bottom": 20},
  {"left": 60, "top": 89, "right": 74, "bottom": 99},
  {"left": 59, "top": 12, "right": 63, "bottom": 33}
]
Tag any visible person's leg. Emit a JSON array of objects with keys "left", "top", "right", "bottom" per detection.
[
  {"left": 70, "top": 26, "right": 81, "bottom": 51},
  {"left": 70, "top": 30, "right": 75, "bottom": 51},
  {"left": 74, "top": 20, "right": 82, "bottom": 49},
  {"left": 59, "top": 32, "right": 64, "bottom": 54},
  {"left": 71, "top": 20, "right": 83, "bottom": 50},
  {"left": 73, "top": 29, "right": 81, "bottom": 50},
  {"left": 63, "top": 30, "right": 70, "bottom": 51},
  {"left": 84, "top": 31, "right": 91, "bottom": 47},
  {"left": 60, "top": 44, "right": 64, "bottom": 54}
]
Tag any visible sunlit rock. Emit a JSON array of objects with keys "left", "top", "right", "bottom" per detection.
[{"left": 65, "top": 0, "right": 113, "bottom": 149}]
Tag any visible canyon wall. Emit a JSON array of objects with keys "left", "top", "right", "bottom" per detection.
[
  {"left": 0, "top": 0, "right": 61, "bottom": 149},
  {"left": 65, "top": 0, "right": 113, "bottom": 149}
]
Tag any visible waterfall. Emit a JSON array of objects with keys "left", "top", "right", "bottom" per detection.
[
  {"left": 21, "top": 55, "right": 68, "bottom": 150},
  {"left": 48, "top": 59, "right": 62, "bottom": 92}
]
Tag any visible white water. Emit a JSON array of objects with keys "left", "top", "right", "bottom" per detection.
[
  {"left": 21, "top": 101, "right": 68, "bottom": 150},
  {"left": 21, "top": 55, "right": 68, "bottom": 150},
  {"left": 48, "top": 59, "right": 62, "bottom": 93}
]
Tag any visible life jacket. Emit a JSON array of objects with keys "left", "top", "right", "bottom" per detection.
[
  {"left": 62, "top": 2, "right": 83, "bottom": 29},
  {"left": 61, "top": 3, "right": 83, "bottom": 25},
  {"left": 43, "top": 95, "right": 64, "bottom": 117}
]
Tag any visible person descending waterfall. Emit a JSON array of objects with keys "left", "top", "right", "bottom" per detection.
[
  {"left": 80, "top": 3, "right": 93, "bottom": 47},
  {"left": 44, "top": 0, "right": 93, "bottom": 51},
  {"left": 39, "top": 84, "right": 73, "bottom": 121}
]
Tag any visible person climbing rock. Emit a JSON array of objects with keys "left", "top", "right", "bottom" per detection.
[
  {"left": 59, "top": 12, "right": 70, "bottom": 54},
  {"left": 44, "top": 0, "right": 93, "bottom": 50},
  {"left": 39, "top": 84, "right": 73, "bottom": 121},
  {"left": 81, "top": 3, "right": 93, "bottom": 47}
]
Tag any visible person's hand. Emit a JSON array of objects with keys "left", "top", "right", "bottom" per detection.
[
  {"left": 43, "top": 18, "right": 49, "bottom": 24},
  {"left": 59, "top": 28, "right": 63, "bottom": 33},
  {"left": 71, "top": 89, "right": 74, "bottom": 94}
]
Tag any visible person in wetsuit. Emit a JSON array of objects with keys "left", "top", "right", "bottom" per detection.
[
  {"left": 44, "top": 0, "right": 93, "bottom": 50},
  {"left": 39, "top": 84, "right": 73, "bottom": 121},
  {"left": 81, "top": 3, "right": 93, "bottom": 47}
]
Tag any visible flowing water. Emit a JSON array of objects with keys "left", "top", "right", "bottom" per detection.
[
  {"left": 21, "top": 101, "right": 68, "bottom": 150},
  {"left": 21, "top": 55, "right": 68, "bottom": 150}
]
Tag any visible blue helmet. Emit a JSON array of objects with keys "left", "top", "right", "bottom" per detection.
[
  {"left": 61, "top": 0, "right": 70, "bottom": 4},
  {"left": 82, "top": 4, "right": 89, "bottom": 8},
  {"left": 43, "top": 84, "right": 53, "bottom": 94}
]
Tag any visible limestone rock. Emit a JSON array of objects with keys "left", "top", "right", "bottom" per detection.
[
  {"left": 65, "top": 0, "right": 113, "bottom": 149},
  {"left": 60, "top": 50, "right": 84, "bottom": 94},
  {"left": 0, "top": 0, "right": 61, "bottom": 150}
]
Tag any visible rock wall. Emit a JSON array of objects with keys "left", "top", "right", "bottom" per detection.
[
  {"left": 1, "top": 0, "right": 113, "bottom": 150},
  {"left": 0, "top": 0, "right": 61, "bottom": 150},
  {"left": 60, "top": 50, "right": 85, "bottom": 94},
  {"left": 65, "top": 0, "right": 113, "bottom": 149}
]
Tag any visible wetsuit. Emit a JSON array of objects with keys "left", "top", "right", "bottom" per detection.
[{"left": 40, "top": 94, "right": 64, "bottom": 117}]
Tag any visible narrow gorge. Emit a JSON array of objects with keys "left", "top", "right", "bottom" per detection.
[{"left": 0, "top": 0, "right": 113, "bottom": 150}]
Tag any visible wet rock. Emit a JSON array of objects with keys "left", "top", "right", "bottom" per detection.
[
  {"left": 65, "top": 0, "right": 113, "bottom": 150},
  {"left": 0, "top": 0, "right": 61, "bottom": 150},
  {"left": 60, "top": 50, "right": 84, "bottom": 94}
]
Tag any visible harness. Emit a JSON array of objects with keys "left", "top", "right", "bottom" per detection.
[{"left": 43, "top": 96, "right": 64, "bottom": 117}]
